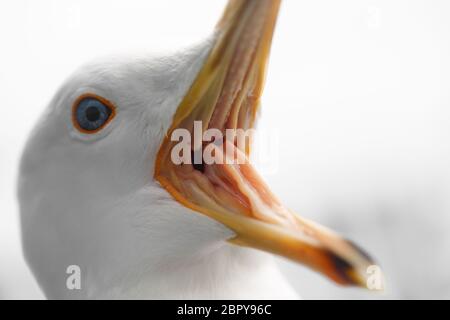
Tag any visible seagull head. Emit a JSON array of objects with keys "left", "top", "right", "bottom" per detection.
[{"left": 18, "top": 0, "right": 376, "bottom": 299}]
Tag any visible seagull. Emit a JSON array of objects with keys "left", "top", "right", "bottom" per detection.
[{"left": 18, "top": 0, "right": 376, "bottom": 299}]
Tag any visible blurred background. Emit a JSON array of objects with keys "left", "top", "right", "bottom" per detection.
[{"left": 1, "top": 0, "right": 449, "bottom": 299}]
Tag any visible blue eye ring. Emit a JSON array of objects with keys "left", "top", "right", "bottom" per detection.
[{"left": 72, "top": 94, "right": 116, "bottom": 134}]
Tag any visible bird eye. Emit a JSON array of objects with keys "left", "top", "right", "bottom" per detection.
[{"left": 72, "top": 94, "right": 116, "bottom": 133}]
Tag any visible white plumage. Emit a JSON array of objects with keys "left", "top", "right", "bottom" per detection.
[{"left": 18, "top": 35, "right": 299, "bottom": 299}]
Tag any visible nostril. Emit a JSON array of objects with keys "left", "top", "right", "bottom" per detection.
[{"left": 191, "top": 149, "right": 205, "bottom": 173}]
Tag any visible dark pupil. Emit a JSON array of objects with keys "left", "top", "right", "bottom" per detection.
[{"left": 86, "top": 106, "right": 101, "bottom": 122}]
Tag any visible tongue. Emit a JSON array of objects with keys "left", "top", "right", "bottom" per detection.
[{"left": 208, "top": 141, "right": 297, "bottom": 227}]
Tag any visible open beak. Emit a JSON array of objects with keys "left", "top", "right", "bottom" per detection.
[{"left": 155, "top": 0, "right": 377, "bottom": 287}]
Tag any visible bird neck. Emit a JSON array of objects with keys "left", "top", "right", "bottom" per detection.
[{"left": 101, "top": 244, "right": 298, "bottom": 299}]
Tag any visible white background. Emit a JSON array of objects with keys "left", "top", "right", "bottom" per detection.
[{"left": 1, "top": 0, "right": 450, "bottom": 299}]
